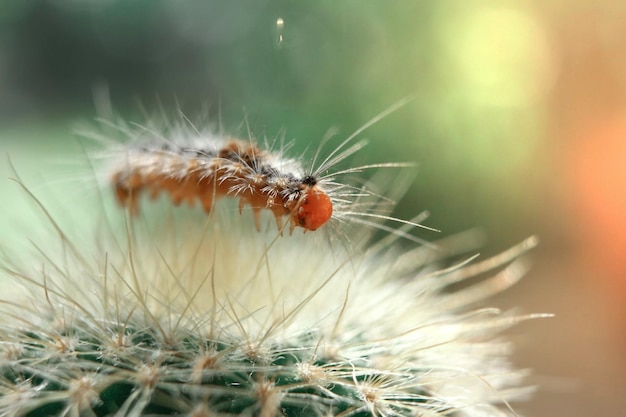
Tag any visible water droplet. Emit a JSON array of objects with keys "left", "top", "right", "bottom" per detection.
[{"left": 276, "top": 17, "right": 285, "bottom": 47}]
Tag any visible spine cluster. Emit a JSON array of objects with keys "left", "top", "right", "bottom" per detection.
[
  {"left": 0, "top": 202, "right": 543, "bottom": 417},
  {"left": 1, "top": 317, "right": 434, "bottom": 416}
]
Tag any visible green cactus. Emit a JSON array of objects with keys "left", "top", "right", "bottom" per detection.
[
  {"left": 0, "top": 130, "right": 546, "bottom": 416},
  {"left": 0, "top": 195, "right": 544, "bottom": 417}
]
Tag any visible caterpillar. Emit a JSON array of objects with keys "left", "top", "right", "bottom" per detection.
[
  {"left": 111, "top": 136, "right": 333, "bottom": 232},
  {"left": 102, "top": 99, "right": 429, "bottom": 235}
]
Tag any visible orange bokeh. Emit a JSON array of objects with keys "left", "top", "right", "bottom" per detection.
[{"left": 565, "top": 116, "right": 626, "bottom": 283}]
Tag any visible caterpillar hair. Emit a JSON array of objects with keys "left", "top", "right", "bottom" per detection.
[{"left": 88, "top": 99, "right": 435, "bottom": 238}]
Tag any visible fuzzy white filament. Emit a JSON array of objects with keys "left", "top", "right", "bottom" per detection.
[
  {"left": 0, "top": 179, "right": 545, "bottom": 417},
  {"left": 0, "top": 108, "right": 548, "bottom": 416}
]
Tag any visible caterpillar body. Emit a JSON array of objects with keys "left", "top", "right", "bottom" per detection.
[
  {"left": 100, "top": 98, "right": 424, "bottom": 236},
  {"left": 111, "top": 136, "right": 333, "bottom": 232}
]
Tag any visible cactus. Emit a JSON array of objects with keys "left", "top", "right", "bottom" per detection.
[{"left": 0, "top": 161, "right": 545, "bottom": 417}]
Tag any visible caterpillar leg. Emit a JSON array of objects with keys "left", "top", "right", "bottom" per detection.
[
  {"left": 113, "top": 172, "right": 142, "bottom": 215},
  {"left": 149, "top": 187, "right": 162, "bottom": 200},
  {"left": 114, "top": 184, "right": 140, "bottom": 215},
  {"left": 161, "top": 177, "right": 196, "bottom": 207},
  {"left": 199, "top": 193, "right": 214, "bottom": 213}
]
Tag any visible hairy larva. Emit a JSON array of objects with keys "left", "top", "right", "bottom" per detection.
[
  {"left": 111, "top": 137, "right": 334, "bottom": 232},
  {"left": 94, "top": 98, "right": 433, "bottom": 237}
]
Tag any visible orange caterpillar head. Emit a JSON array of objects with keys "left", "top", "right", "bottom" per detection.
[{"left": 292, "top": 182, "right": 333, "bottom": 231}]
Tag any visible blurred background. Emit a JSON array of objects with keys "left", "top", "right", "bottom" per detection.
[{"left": 0, "top": 1, "right": 625, "bottom": 415}]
